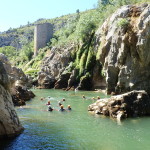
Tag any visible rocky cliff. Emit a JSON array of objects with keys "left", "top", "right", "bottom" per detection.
[
  {"left": 88, "top": 3, "right": 150, "bottom": 120},
  {"left": 0, "top": 61, "right": 24, "bottom": 138},
  {"left": 0, "top": 53, "right": 28, "bottom": 89},
  {"left": 38, "top": 46, "right": 72, "bottom": 88},
  {"left": 0, "top": 53, "right": 35, "bottom": 106},
  {"left": 88, "top": 90, "right": 150, "bottom": 120},
  {"left": 37, "top": 39, "right": 104, "bottom": 90},
  {"left": 96, "top": 3, "right": 150, "bottom": 94},
  {"left": 37, "top": 3, "right": 150, "bottom": 94}
]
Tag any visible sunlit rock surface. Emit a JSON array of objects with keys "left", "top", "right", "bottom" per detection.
[
  {"left": 96, "top": 3, "right": 150, "bottom": 94},
  {"left": 0, "top": 61, "right": 23, "bottom": 138}
]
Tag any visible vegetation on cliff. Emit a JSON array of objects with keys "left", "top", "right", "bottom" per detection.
[{"left": 0, "top": 0, "right": 149, "bottom": 89}]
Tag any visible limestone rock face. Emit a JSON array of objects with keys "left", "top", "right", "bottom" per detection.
[
  {"left": 77, "top": 75, "right": 92, "bottom": 91},
  {"left": 0, "top": 53, "right": 28, "bottom": 92},
  {"left": 0, "top": 34, "right": 21, "bottom": 49},
  {"left": 88, "top": 90, "right": 150, "bottom": 120},
  {"left": 12, "top": 86, "right": 35, "bottom": 106},
  {"left": 0, "top": 61, "right": 23, "bottom": 138},
  {"left": 38, "top": 46, "right": 73, "bottom": 88},
  {"left": 54, "top": 72, "right": 71, "bottom": 89},
  {"left": 38, "top": 72, "right": 56, "bottom": 89},
  {"left": 96, "top": 4, "right": 150, "bottom": 94},
  {"left": 0, "top": 54, "right": 35, "bottom": 106}
]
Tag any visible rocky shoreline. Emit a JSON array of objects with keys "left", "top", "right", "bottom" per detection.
[
  {"left": 0, "top": 53, "right": 35, "bottom": 106},
  {"left": 88, "top": 91, "right": 150, "bottom": 120},
  {"left": 0, "top": 54, "right": 35, "bottom": 138},
  {"left": 0, "top": 61, "right": 24, "bottom": 138},
  {"left": 12, "top": 86, "right": 35, "bottom": 106}
]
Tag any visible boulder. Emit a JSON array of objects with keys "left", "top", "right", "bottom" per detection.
[
  {"left": 88, "top": 90, "right": 150, "bottom": 120},
  {"left": 12, "top": 86, "right": 35, "bottom": 106},
  {"left": 0, "top": 54, "right": 35, "bottom": 106}
]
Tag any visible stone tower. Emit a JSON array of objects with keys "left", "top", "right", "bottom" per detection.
[{"left": 34, "top": 23, "right": 53, "bottom": 56}]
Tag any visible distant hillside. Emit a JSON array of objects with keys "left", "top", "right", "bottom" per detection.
[
  {"left": 0, "top": 0, "right": 149, "bottom": 80},
  {"left": 0, "top": 11, "right": 86, "bottom": 49}
]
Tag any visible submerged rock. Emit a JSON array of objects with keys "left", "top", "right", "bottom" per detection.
[{"left": 88, "top": 90, "right": 150, "bottom": 120}]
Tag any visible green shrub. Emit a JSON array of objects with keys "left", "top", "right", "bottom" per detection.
[
  {"left": 117, "top": 18, "right": 129, "bottom": 28},
  {"left": 80, "top": 72, "right": 91, "bottom": 81},
  {"left": 76, "top": 45, "right": 86, "bottom": 65},
  {"left": 25, "top": 68, "right": 39, "bottom": 77},
  {"left": 79, "top": 50, "right": 88, "bottom": 76},
  {"left": 85, "top": 48, "right": 96, "bottom": 71},
  {"left": 0, "top": 46, "right": 17, "bottom": 60}
]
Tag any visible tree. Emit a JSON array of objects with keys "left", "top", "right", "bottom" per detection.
[
  {"left": 76, "top": 9, "right": 80, "bottom": 14},
  {"left": 0, "top": 46, "right": 17, "bottom": 58}
]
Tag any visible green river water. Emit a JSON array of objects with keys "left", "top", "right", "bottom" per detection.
[{"left": 1, "top": 89, "right": 150, "bottom": 150}]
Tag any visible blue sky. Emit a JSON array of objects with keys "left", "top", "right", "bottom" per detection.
[{"left": 0, "top": 0, "right": 98, "bottom": 32}]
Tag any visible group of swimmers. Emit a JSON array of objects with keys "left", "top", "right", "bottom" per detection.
[
  {"left": 40, "top": 95, "right": 100, "bottom": 112},
  {"left": 41, "top": 97, "right": 72, "bottom": 112},
  {"left": 82, "top": 95, "right": 101, "bottom": 100}
]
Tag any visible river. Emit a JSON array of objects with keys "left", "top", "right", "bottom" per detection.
[{"left": 1, "top": 89, "right": 150, "bottom": 150}]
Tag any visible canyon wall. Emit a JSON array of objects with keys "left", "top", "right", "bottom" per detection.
[{"left": 0, "top": 61, "right": 24, "bottom": 138}]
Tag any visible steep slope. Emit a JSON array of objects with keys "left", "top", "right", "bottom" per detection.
[
  {"left": 96, "top": 3, "right": 150, "bottom": 94},
  {"left": 37, "top": 3, "right": 150, "bottom": 94}
]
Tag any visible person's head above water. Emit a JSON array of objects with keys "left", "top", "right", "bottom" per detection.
[
  {"left": 58, "top": 101, "right": 62, "bottom": 106},
  {"left": 60, "top": 105, "right": 64, "bottom": 108},
  {"left": 67, "top": 105, "right": 71, "bottom": 110},
  {"left": 97, "top": 96, "right": 100, "bottom": 99},
  {"left": 62, "top": 98, "right": 65, "bottom": 101}
]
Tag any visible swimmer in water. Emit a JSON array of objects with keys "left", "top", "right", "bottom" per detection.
[
  {"left": 92, "top": 97, "right": 95, "bottom": 100},
  {"left": 62, "top": 98, "right": 66, "bottom": 102},
  {"left": 97, "top": 96, "right": 100, "bottom": 100},
  {"left": 82, "top": 95, "right": 86, "bottom": 99},
  {"left": 46, "top": 101, "right": 51, "bottom": 105},
  {"left": 48, "top": 105, "right": 53, "bottom": 111},
  {"left": 67, "top": 105, "right": 71, "bottom": 110},
  {"left": 40, "top": 97, "right": 44, "bottom": 101},
  {"left": 59, "top": 105, "right": 65, "bottom": 111},
  {"left": 58, "top": 101, "right": 62, "bottom": 106}
]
